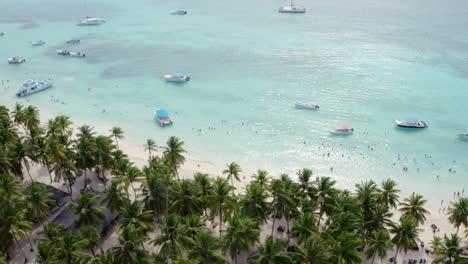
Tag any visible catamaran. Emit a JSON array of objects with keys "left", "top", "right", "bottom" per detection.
[
  {"left": 279, "top": 0, "right": 306, "bottom": 13},
  {"left": 154, "top": 109, "right": 173, "bottom": 126}
]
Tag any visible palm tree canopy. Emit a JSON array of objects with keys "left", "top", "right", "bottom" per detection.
[
  {"left": 249, "top": 235, "right": 292, "bottom": 264},
  {"left": 399, "top": 193, "right": 429, "bottom": 225},
  {"left": 390, "top": 215, "right": 421, "bottom": 254},
  {"left": 188, "top": 231, "right": 226, "bottom": 264},
  {"left": 448, "top": 197, "right": 468, "bottom": 230},
  {"left": 70, "top": 192, "right": 105, "bottom": 228}
]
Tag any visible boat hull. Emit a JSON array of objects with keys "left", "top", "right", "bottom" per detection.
[{"left": 16, "top": 80, "right": 53, "bottom": 97}]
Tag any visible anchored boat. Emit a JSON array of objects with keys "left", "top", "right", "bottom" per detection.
[
  {"left": 395, "top": 117, "right": 427, "bottom": 128},
  {"left": 154, "top": 109, "right": 173, "bottom": 126},
  {"left": 8, "top": 56, "right": 26, "bottom": 64},
  {"left": 164, "top": 73, "right": 190, "bottom": 82},
  {"left": 78, "top": 17, "right": 106, "bottom": 25},
  {"left": 330, "top": 125, "right": 354, "bottom": 135},
  {"left": 171, "top": 10, "right": 188, "bottom": 15},
  {"left": 295, "top": 102, "right": 319, "bottom": 110},
  {"left": 16, "top": 79, "right": 54, "bottom": 97},
  {"left": 279, "top": 0, "right": 306, "bottom": 13},
  {"left": 32, "top": 40, "right": 45, "bottom": 46}
]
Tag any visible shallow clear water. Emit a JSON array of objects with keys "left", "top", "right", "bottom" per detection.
[{"left": 1, "top": 0, "right": 467, "bottom": 202}]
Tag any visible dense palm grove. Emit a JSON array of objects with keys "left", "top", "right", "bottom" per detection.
[{"left": 0, "top": 103, "right": 467, "bottom": 264}]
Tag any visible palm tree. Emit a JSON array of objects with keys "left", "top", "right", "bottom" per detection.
[
  {"left": 188, "top": 231, "right": 226, "bottom": 264},
  {"left": 32, "top": 136, "right": 54, "bottom": 183},
  {"left": 23, "top": 105, "right": 40, "bottom": 136},
  {"left": 297, "top": 168, "right": 313, "bottom": 197},
  {"left": 432, "top": 233, "right": 466, "bottom": 264},
  {"left": 0, "top": 146, "right": 12, "bottom": 175},
  {"left": 70, "top": 192, "right": 105, "bottom": 228},
  {"left": 117, "top": 200, "right": 154, "bottom": 234},
  {"left": 0, "top": 204, "right": 33, "bottom": 261},
  {"left": 182, "top": 215, "right": 205, "bottom": 239},
  {"left": 365, "top": 229, "right": 393, "bottom": 264},
  {"left": 143, "top": 139, "right": 157, "bottom": 160},
  {"left": 163, "top": 136, "right": 186, "bottom": 180},
  {"left": 248, "top": 235, "right": 292, "bottom": 264},
  {"left": 448, "top": 197, "right": 468, "bottom": 233},
  {"left": 311, "top": 176, "right": 337, "bottom": 227},
  {"left": 223, "top": 216, "right": 260, "bottom": 264},
  {"left": 120, "top": 166, "right": 144, "bottom": 200},
  {"left": 12, "top": 103, "right": 26, "bottom": 133},
  {"left": 35, "top": 240, "right": 56, "bottom": 264},
  {"left": 24, "top": 182, "right": 54, "bottom": 225},
  {"left": 223, "top": 162, "right": 241, "bottom": 192},
  {"left": 46, "top": 115, "right": 73, "bottom": 138},
  {"left": 365, "top": 203, "right": 394, "bottom": 234},
  {"left": 170, "top": 179, "right": 203, "bottom": 217},
  {"left": 94, "top": 135, "right": 115, "bottom": 186},
  {"left": 103, "top": 180, "right": 128, "bottom": 213},
  {"left": 79, "top": 226, "right": 101, "bottom": 257},
  {"left": 291, "top": 213, "right": 318, "bottom": 244},
  {"left": 76, "top": 125, "right": 96, "bottom": 190},
  {"left": 141, "top": 173, "right": 168, "bottom": 219},
  {"left": 152, "top": 214, "right": 194, "bottom": 260},
  {"left": 329, "top": 232, "right": 362, "bottom": 264},
  {"left": 240, "top": 183, "right": 270, "bottom": 225},
  {"left": 206, "top": 177, "right": 235, "bottom": 237},
  {"left": 109, "top": 126, "right": 124, "bottom": 149},
  {"left": 390, "top": 215, "right": 421, "bottom": 259},
  {"left": 0, "top": 173, "right": 22, "bottom": 202},
  {"left": 11, "top": 139, "right": 34, "bottom": 181},
  {"left": 252, "top": 169, "right": 270, "bottom": 187},
  {"left": 293, "top": 235, "right": 331, "bottom": 264},
  {"left": 377, "top": 179, "right": 400, "bottom": 209},
  {"left": 39, "top": 223, "right": 65, "bottom": 245},
  {"left": 194, "top": 172, "right": 213, "bottom": 216},
  {"left": 110, "top": 226, "right": 150, "bottom": 264},
  {"left": 399, "top": 193, "right": 429, "bottom": 225},
  {"left": 270, "top": 179, "right": 297, "bottom": 236}
]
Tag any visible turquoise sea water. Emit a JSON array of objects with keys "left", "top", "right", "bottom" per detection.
[{"left": 1, "top": 0, "right": 467, "bottom": 203}]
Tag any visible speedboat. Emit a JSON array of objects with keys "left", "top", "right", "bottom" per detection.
[
  {"left": 8, "top": 56, "right": 26, "bottom": 64},
  {"left": 32, "top": 40, "right": 45, "bottom": 46},
  {"left": 457, "top": 134, "right": 468, "bottom": 140},
  {"left": 70, "top": 51, "right": 86, "bottom": 57},
  {"left": 78, "top": 17, "right": 106, "bottom": 25},
  {"left": 16, "top": 79, "right": 54, "bottom": 97},
  {"left": 170, "top": 10, "right": 188, "bottom": 15},
  {"left": 154, "top": 109, "right": 173, "bottom": 126},
  {"left": 279, "top": 0, "right": 306, "bottom": 13},
  {"left": 164, "top": 73, "right": 190, "bottom": 82},
  {"left": 57, "top": 49, "right": 70, "bottom": 55},
  {"left": 330, "top": 125, "right": 354, "bottom": 135},
  {"left": 295, "top": 102, "right": 319, "bottom": 110},
  {"left": 66, "top": 38, "right": 80, "bottom": 44},
  {"left": 395, "top": 118, "right": 427, "bottom": 128}
]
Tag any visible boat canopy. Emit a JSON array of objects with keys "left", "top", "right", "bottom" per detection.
[
  {"left": 342, "top": 125, "right": 351, "bottom": 129},
  {"left": 156, "top": 109, "right": 169, "bottom": 117},
  {"left": 172, "top": 73, "right": 184, "bottom": 76},
  {"left": 404, "top": 117, "right": 419, "bottom": 122},
  {"left": 11, "top": 56, "right": 21, "bottom": 59}
]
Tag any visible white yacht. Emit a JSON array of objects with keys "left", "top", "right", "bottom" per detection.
[
  {"left": 458, "top": 134, "right": 468, "bottom": 140},
  {"left": 295, "top": 102, "right": 319, "bottom": 110},
  {"left": 279, "top": 0, "right": 306, "bottom": 13},
  {"left": 16, "top": 79, "right": 53, "bottom": 97},
  {"left": 8, "top": 56, "right": 26, "bottom": 64},
  {"left": 154, "top": 109, "right": 173, "bottom": 126},
  {"left": 32, "top": 40, "right": 45, "bottom": 46},
  {"left": 164, "top": 73, "right": 190, "bottom": 82},
  {"left": 395, "top": 118, "right": 427, "bottom": 128},
  {"left": 78, "top": 17, "right": 106, "bottom": 25}
]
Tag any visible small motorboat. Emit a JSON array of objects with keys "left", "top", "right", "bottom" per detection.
[
  {"left": 164, "top": 73, "right": 190, "bottom": 82},
  {"left": 170, "top": 10, "right": 188, "bottom": 15},
  {"left": 154, "top": 109, "right": 173, "bottom": 126},
  {"left": 395, "top": 118, "right": 427, "bottom": 128},
  {"left": 8, "top": 56, "right": 26, "bottom": 64},
  {"left": 295, "top": 102, "right": 319, "bottom": 110},
  {"left": 66, "top": 38, "right": 80, "bottom": 44},
  {"left": 330, "top": 125, "right": 354, "bottom": 135},
  {"left": 78, "top": 17, "right": 106, "bottom": 25},
  {"left": 70, "top": 51, "right": 86, "bottom": 57},
  {"left": 57, "top": 49, "right": 70, "bottom": 55},
  {"left": 457, "top": 134, "right": 468, "bottom": 140},
  {"left": 16, "top": 79, "right": 54, "bottom": 97},
  {"left": 31, "top": 40, "right": 45, "bottom": 46}
]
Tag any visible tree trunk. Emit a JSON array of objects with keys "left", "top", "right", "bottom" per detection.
[
  {"left": 394, "top": 246, "right": 400, "bottom": 259},
  {"left": 286, "top": 212, "right": 290, "bottom": 243},
  {"left": 219, "top": 204, "right": 223, "bottom": 237},
  {"left": 83, "top": 169, "right": 88, "bottom": 189},
  {"left": 166, "top": 184, "right": 169, "bottom": 215},
  {"left": 271, "top": 210, "right": 277, "bottom": 237},
  {"left": 45, "top": 162, "right": 53, "bottom": 183},
  {"left": 231, "top": 176, "right": 234, "bottom": 195},
  {"left": 317, "top": 206, "right": 323, "bottom": 228},
  {"left": 371, "top": 253, "right": 376, "bottom": 264},
  {"left": 90, "top": 247, "right": 96, "bottom": 257},
  {"left": 26, "top": 233, "right": 34, "bottom": 252},
  {"left": 24, "top": 160, "right": 33, "bottom": 182},
  {"left": 14, "top": 236, "right": 28, "bottom": 263},
  {"left": 114, "top": 136, "right": 119, "bottom": 150},
  {"left": 101, "top": 163, "right": 106, "bottom": 187},
  {"left": 131, "top": 182, "right": 136, "bottom": 201},
  {"left": 235, "top": 254, "right": 238, "bottom": 264}
]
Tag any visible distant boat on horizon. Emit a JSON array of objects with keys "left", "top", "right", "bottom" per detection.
[
  {"left": 78, "top": 17, "right": 106, "bottom": 25},
  {"left": 279, "top": 0, "right": 306, "bottom": 13}
]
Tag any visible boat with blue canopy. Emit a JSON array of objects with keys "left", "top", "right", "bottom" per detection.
[
  {"left": 154, "top": 109, "right": 173, "bottom": 126},
  {"left": 395, "top": 117, "right": 427, "bottom": 128},
  {"left": 8, "top": 56, "right": 26, "bottom": 64}
]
